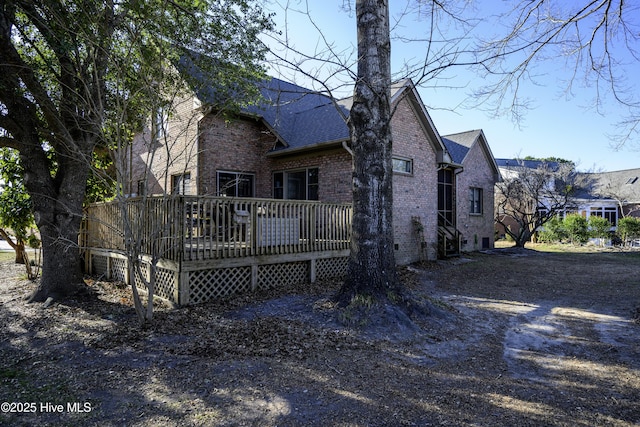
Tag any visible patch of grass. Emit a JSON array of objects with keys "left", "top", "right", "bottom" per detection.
[
  {"left": 0, "top": 251, "right": 15, "bottom": 262},
  {"left": 527, "top": 242, "right": 600, "bottom": 253},
  {"left": 524, "top": 242, "right": 640, "bottom": 257}
]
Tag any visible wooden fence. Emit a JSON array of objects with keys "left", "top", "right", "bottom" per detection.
[{"left": 82, "top": 196, "right": 352, "bottom": 305}]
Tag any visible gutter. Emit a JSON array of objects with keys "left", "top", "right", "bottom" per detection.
[{"left": 265, "top": 139, "right": 348, "bottom": 158}]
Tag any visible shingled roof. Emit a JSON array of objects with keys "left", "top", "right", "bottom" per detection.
[
  {"left": 176, "top": 54, "right": 454, "bottom": 159},
  {"left": 175, "top": 52, "right": 349, "bottom": 152},
  {"left": 441, "top": 130, "right": 480, "bottom": 164},
  {"left": 244, "top": 78, "right": 350, "bottom": 151},
  {"left": 574, "top": 169, "right": 640, "bottom": 202},
  {"left": 442, "top": 130, "right": 501, "bottom": 180}
]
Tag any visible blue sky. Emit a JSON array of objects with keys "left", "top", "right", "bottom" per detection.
[{"left": 263, "top": 1, "right": 640, "bottom": 172}]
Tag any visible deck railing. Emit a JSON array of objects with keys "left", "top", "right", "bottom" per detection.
[{"left": 83, "top": 195, "right": 352, "bottom": 262}]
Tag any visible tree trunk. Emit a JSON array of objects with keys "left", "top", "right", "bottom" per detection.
[
  {"left": 338, "top": 0, "right": 400, "bottom": 304},
  {"left": 0, "top": 228, "right": 26, "bottom": 264},
  {"left": 514, "top": 229, "right": 530, "bottom": 248},
  {"left": 20, "top": 142, "right": 90, "bottom": 303},
  {"left": 28, "top": 214, "right": 86, "bottom": 302},
  {"left": 14, "top": 242, "right": 25, "bottom": 264}
]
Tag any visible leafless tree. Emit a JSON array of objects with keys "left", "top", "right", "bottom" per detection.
[
  {"left": 495, "top": 160, "right": 580, "bottom": 247},
  {"left": 594, "top": 179, "right": 640, "bottom": 218},
  {"left": 335, "top": 0, "right": 400, "bottom": 304},
  {"left": 471, "top": 0, "right": 640, "bottom": 147},
  {"left": 263, "top": 0, "right": 482, "bottom": 307},
  {"left": 111, "top": 84, "right": 200, "bottom": 326}
]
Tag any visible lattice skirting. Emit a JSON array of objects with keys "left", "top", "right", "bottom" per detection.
[
  {"left": 186, "top": 257, "right": 348, "bottom": 305},
  {"left": 257, "top": 261, "right": 308, "bottom": 291},
  {"left": 88, "top": 250, "right": 348, "bottom": 306},
  {"left": 91, "top": 254, "right": 108, "bottom": 276},
  {"left": 316, "top": 257, "right": 349, "bottom": 279},
  {"left": 188, "top": 266, "right": 252, "bottom": 304},
  {"left": 89, "top": 252, "right": 177, "bottom": 303},
  {"left": 91, "top": 253, "right": 128, "bottom": 282},
  {"left": 133, "top": 264, "right": 177, "bottom": 302}
]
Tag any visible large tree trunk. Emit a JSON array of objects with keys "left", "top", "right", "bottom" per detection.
[
  {"left": 28, "top": 211, "right": 86, "bottom": 302},
  {"left": 20, "top": 140, "right": 90, "bottom": 303},
  {"left": 338, "top": 0, "right": 400, "bottom": 304}
]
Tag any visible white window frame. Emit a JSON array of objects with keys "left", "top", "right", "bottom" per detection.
[
  {"left": 469, "top": 187, "right": 483, "bottom": 215},
  {"left": 392, "top": 157, "right": 413, "bottom": 175}
]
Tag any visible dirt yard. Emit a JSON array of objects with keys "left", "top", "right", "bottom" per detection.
[{"left": 1, "top": 245, "right": 639, "bottom": 426}]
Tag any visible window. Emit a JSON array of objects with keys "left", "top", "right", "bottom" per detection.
[
  {"left": 152, "top": 108, "right": 168, "bottom": 142},
  {"left": 604, "top": 207, "right": 618, "bottom": 226},
  {"left": 590, "top": 206, "right": 618, "bottom": 226},
  {"left": 172, "top": 173, "right": 191, "bottom": 195},
  {"left": 273, "top": 168, "right": 319, "bottom": 200},
  {"left": 392, "top": 157, "right": 413, "bottom": 174},
  {"left": 217, "top": 171, "right": 255, "bottom": 197},
  {"left": 438, "top": 169, "right": 454, "bottom": 225},
  {"left": 469, "top": 187, "right": 483, "bottom": 215},
  {"left": 137, "top": 180, "right": 146, "bottom": 197}
]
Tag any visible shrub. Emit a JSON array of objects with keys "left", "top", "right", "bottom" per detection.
[
  {"left": 538, "top": 216, "right": 567, "bottom": 243},
  {"left": 564, "top": 214, "right": 589, "bottom": 245},
  {"left": 588, "top": 215, "right": 611, "bottom": 244},
  {"left": 617, "top": 217, "right": 640, "bottom": 245}
]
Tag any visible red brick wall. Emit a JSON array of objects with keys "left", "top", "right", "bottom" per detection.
[
  {"left": 128, "top": 94, "right": 201, "bottom": 195},
  {"left": 455, "top": 141, "right": 496, "bottom": 251},
  {"left": 197, "top": 113, "right": 275, "bottom": 196},
  {"left": 197, "top": 114, "right": 353, "bottom": 202},
  {"left": 195, "top": 97, "right": 442, "bottom": 263},
  {"left": 268, "top": 149, "right": 352, "bottom": 203},
  {"left": 391, "top": 98, "right": 439, "bottom": 263}
]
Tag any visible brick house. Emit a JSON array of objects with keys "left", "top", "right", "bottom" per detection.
[
  {"left": 128, "top": 68, "right": 500, "bottom": 262},
  {"left": 442, "top": 130, "right": 501, "bottom": 252}
]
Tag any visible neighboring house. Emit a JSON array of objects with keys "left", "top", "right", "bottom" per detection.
[
  {"left": 442, "top": 130, "right": 501, "bottom": 252},
  {"left": 572, "top": 168, "right": 640, "bottom": 226},
  {"left": 494, "top": 158, "right": 563, "bottom": 240},
  {"left": 495, "top": 159, "right": 640, "bottom": 238},
  {"left": 128, "top": 63, "right": 500, "bottom": 262}
]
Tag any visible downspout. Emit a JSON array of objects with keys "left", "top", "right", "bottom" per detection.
[{"left": 342, "top": 140, "right": 354, "bottom": 157}]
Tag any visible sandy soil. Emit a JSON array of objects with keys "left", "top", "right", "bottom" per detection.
[{"left": 1, "top": 246, "right": 639, "bottom": 426}]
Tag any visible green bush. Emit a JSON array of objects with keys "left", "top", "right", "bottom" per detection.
[
  {"left": 538, "top": 216, "right": 567, "bottom": 243},
  {"left": 564, "top": 214, "right": 589, "bottom": 245},
  {"left": 617, "top": 216, "right": 640, "bottom": 244},
  {"left": 588, "top": 215, "right": 611, "bottom": 242}
]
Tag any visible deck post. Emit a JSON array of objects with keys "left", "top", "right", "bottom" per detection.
[
  {"left": 309, "top": 258, "right": 317, "bottom": 283},
  {"left": 179, "top": 270, "right": 189, "bottom": 305},
  {"left": 251, "top": 263, "right": 258, "bottom": 291},
  {"left": 105, "top": 256, "right": 112, "bottom": 280}
]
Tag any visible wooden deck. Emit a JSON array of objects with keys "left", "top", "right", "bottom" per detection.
[{"left": 82, "top": 196, "right": 352, "bottom": 305}]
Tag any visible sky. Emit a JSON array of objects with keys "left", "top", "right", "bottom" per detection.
[{"left": 262, "top": 1, "right": 640, "bottom": 172}]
